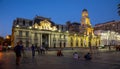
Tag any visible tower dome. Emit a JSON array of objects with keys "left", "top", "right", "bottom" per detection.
[
  {"left": 82, "top": 9, "right": 88, "bottom": 17},
  {"left": 81, "top": 9, "right": 91, "bottom": 26},
  {"left": 82, "top": 9, "right": 88, "bottom": 12}
]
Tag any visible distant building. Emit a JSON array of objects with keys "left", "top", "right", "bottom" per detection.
[
  {"left": 11, "top": 9, "right": 100, "bottom": 48},
  {"left": 94, "top": 20, "right": 120, "bottom": 46},
  {"left": 66, "top": 21, "right": 80, "bottom": 33}
]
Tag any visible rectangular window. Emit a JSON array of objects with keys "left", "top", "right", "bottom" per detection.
[
  {"left": 62, "top": 25, "right": 63, "bottom": 31},
  {"left": 23, "top": 20, "right": 25, "bottom": 26},
  {"left": 29, "top": 21, "right": 32, "bottom": 26},
  {"left": 26, "top": 31, "right": 29, "bottom": 37},
  {"left": 19, "top": 31, "right": 22, "bottom": 37},
  {"left": 34, "top": 33, "right": 37, "bottom": 38}
]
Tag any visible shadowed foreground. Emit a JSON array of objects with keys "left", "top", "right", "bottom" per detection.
[{"left": 0, "top": 49, "right": 120, "bottom": 69}]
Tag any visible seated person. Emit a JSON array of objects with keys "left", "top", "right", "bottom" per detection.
[
  {"left": 73, "top": 52, "right": 80, "bottom": 60},
  {"left": 57, "top": 50, "right": 63, "bottom": 56},
  {"left": 84, "top": 52, "right": 92, "bottom": 60}
]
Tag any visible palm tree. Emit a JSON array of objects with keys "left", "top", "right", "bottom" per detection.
[{"left": 118, "top": 4, "right": 120, "bottom": 16}]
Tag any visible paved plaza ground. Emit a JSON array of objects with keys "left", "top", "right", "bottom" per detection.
[{"left": 0, "top": 48, "right": 120, "bottom": 69}]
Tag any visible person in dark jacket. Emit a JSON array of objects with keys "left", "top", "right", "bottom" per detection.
[
  {"left": 84, "top": 52, "right": 92, "bottom": 60},
  {"left": 31, "top": 44, "right": 35, "bottom": 58},
  {"left": 14, "top": 41, "right": 23, "bottom": 65}
]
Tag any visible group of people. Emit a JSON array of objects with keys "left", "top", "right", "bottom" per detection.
[
  {"left": 31, "top": 44, "right": 46, "bottom": 58},
  {"left": 14, "top": 41, "right": 92, "bottom": 66},
  {"left": 14, "top": 41, "right": 48, "bottom": 65},
  {"left": 56, "top": 49, "right": 92, "bottom": 60},
  {"left": 73, "top": 52, "right": 92, "bottom": 60},
  {"left": 57, "top": 49, "right": 64, "bottom": 56}
]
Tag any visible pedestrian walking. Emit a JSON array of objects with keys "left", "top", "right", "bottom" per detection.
[
  {"left": 14, "top": 41, "right": 24, "bottom": 65},
  {"left": 31, "top": 44, "right": 35, "bottom": 58},
  {"left": 37, "top": 46, "right": 40, "bottom": 55},
  {"left": 40, "top": 45, "right": 45, "bottom": 54}
]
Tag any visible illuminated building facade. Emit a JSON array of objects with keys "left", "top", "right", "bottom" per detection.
[
  {"left": 79, "top": 9, "right": 100, "bottom": 48},
  {"left": 94, "top": 20, "right": 120, "bottom": 46},
  {"left": 11, "top": 9, "right": 100, "bottom": 48}
]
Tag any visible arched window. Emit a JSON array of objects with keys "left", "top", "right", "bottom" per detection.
[
  {"left": 81, "top": 39, "right": 83, "bottom": 47},
  {"left": 71, "top": 37, "right": 73, "bottom": 47},
  {"left": 76, "top": 41, "right": 78, "bottom": 47}
]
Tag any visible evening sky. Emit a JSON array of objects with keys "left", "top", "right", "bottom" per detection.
[{"left": 0, "top": 0, "right": 120, "bottom": 37}]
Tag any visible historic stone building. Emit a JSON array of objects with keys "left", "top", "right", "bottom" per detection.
[
  {"left": 11, "top": 9, "right": 100, "bottom": 48},
  {"left": 94, "top": 20, "right": 120, "bottom": 33},
  {"left": 94, "top": 20, "right": 120, "bottom": 46}
]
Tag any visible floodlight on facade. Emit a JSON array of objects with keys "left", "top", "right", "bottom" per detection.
[{"left": 16, "top": 25, "right": 19, "bottom": 27}]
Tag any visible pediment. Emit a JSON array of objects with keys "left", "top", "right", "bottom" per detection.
[{"left": 32, "top": 19, "right": 57, "bottom": 31}]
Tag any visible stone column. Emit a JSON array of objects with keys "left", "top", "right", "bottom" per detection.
[
  {"left": 40, "top": 33, "right": 42, "bottom": 46},
  {"left": 66, "top": 35, "right": 70, "bottom": 47},
  {"left": 48, "top": 34, "right": 51, "bottom": 47},
  {"left": 50, "top": 34, "right": 53, "bottom": 47},
  {"left": 38, "top": 33, "right": 40, "bottom": 47},
  {"left": 31, "top": 32, "right": 34, "bottom": 44},
  {"left": 55, "top": 34, "right": 58, "bottom": 48},
  {"left": 64, "top": 35, "right": 66, "bottom": 47}
]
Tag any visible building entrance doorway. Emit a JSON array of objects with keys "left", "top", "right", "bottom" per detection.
[{"left": 42, "top": 34, "right": 49, "bottom": 49}]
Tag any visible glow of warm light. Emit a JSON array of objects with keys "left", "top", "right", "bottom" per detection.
[
  {"left": 58, "top": 30, "right": 61, "bottom": 32},
  {"left": 33, "top": 20, "right": 57, "bottom": 31},
  {"left": 100, "top": 30, "right": 120, "bottom": 45},
  {"left": 52, "top": 26, "right": 57, "bottom": 31},
  {"left": 6, "top": 35, "right": 10, "bottom": 39},
  {"left": 35, "top": 26, "right": 37, "bottom": 28},
  {"left": 85, "top": 18, "right": 91, "bottom": 25},
  {"left": 33, "top": 23, "right": 38, "bottom": 29},
  {"left": 66, "top": 31, "right": 68, "bottom": 33},
  {"left": 61, "top": 36, "right": 63, "bottom": 39},
  {"left": 16, "top": 25, "right": 19, "bottom": 27},
  {"left": 0, "top": 52, "right": 3, "bottom": 60},
  {"left": 29, "top": 26, "right": 32, "bottom": 29},
  {"left": 82, "top": 11, "right": 88, "bottom": 17}
]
